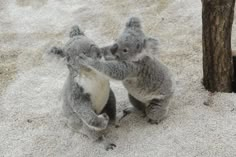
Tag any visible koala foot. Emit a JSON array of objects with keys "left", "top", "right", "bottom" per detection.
[
  {"left": 145, "top": 99, "right": 169, "bottom": 125},
  {"left": 97, "top": 136, "right": 116, "bottom": 151},
  {"left": 146, "top": 112, "right": 166, "bottom": 125},
  {"left": 105, "top": 143, "right": 116, "bottom": 151}
]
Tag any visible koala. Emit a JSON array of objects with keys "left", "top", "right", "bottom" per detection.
[
  {"left": 73, "top": 17, "right": 175, "bottom": 124},
  {"left": 50, "top": 26, "right": 116, "bottom": 150}
]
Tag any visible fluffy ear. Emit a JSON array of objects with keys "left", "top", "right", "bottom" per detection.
[
  {"left": 126, "top": 17, "right": 142, "bottom": 29},
  {"left": 69, "top": 25, "right": 84, "bottom": 38},
  {"left": 143, "top": 37, "right": 159, "bottom": 55},
  {"left": 110, "top": 43, "right": 118, "bottom": 55}
]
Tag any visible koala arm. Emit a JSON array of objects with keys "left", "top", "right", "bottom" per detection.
[
  {"left": 70, "top": 85, "right": 109, "bottom": 130},
  {"left": 99, "top": 60, "right": 137, "bottom": 80},
  {"left": 75, "top": 55, "right": 138, "bottom": 80},
  {"left": 72, "top": 99, "right": 108, "bottom": 130}
]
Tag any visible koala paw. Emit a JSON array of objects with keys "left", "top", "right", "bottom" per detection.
[
  {"left": 50, "top": 46, "right": 65, "bottom": 57},
  {"left": 89, "top": 113, "right": 109, "bottom": 131},
  {"left": 97, "top": 136, "right": 116, "bottom": 151}
]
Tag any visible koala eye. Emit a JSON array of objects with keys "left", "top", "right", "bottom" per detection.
[{"left": 123, "top": 48, "right": 128, "bottom": 53}]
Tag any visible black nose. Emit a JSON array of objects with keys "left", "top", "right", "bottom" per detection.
[{"left": 110, "top": 43, "right": 118, "bottom": 55}]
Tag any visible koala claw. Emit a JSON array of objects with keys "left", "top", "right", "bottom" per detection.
[
  {"left": 105, "top": 143, "right": 116, "bottom": 151},
  {"left": 148, "top": 119, "right": 160, "bottom": 125}
]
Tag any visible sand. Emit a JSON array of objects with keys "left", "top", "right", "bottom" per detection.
[{"left": 1, "top": 0, "right": 236, "bottom": 156}]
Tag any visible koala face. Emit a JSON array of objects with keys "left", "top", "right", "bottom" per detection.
[
  {"left": 68, "top": 36, "right": 102, "bottom": 59},
  {"left": 65, "top": 36, "right": 102, "bottom": 69},
  {"left": 110, "top": 33, "right": 144, "bottom": 61},
  {"left": 108, "top": 17, "right": 159, "bottom": 61}
]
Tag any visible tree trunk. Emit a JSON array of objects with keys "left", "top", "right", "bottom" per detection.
[{"left": 202, "top": 0, "right": 235, "bottom": 92}]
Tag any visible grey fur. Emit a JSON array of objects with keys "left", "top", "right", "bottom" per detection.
[
  {"left": 74, "top": 17, "right": 175, "bottom": 124},
  {"left": 51, "top": 25, "right": 116, "bottom": 150}
]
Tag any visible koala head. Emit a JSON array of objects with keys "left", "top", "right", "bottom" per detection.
[
  {"left": 65, "top": 34, "right": 102, "bottom": 72},
  {"left": 109, "top": 17, "right": 159, "bottom": 61}
]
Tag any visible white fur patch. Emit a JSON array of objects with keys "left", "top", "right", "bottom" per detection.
[{"left": 75, "top": 71, "right": 110, "bottom": 114}]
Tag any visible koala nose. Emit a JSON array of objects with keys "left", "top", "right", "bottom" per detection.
[{"left": 110, "top": 43, "right": 118, "bottom": 55}]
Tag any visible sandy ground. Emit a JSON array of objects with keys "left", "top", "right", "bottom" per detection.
[{"left": 1, "top": 0, "right": 236, "bottom": 156}]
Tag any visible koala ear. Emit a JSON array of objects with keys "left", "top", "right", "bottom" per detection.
[
  {"left": 143, "top": 37, "right": 159, "bottom": 55},
  {"left": 126, "top": 17, "right": 141, "bottom": 29},
  {"left": 110, "top": 43, "right": 118, "bottom": 55},
  {"left": 69, "top": 25, "right": 84, "bottom": 38}
]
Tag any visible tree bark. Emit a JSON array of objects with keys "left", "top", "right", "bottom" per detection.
[{"left": 202, "top": 0, "right": 235, "bottom": 92}]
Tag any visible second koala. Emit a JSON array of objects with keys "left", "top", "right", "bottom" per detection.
[
  {"left": 50, "top": 26, "right": 116, "bottom": 150},
  {"left": 74, "top": 17, "right": 175, "bottom": 124}
]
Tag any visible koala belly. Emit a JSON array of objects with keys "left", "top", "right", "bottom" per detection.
[{"left": 77, "top": 73, "right": 110, "bottom": 114}]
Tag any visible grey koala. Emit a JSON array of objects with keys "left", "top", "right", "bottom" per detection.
[
  {"left": 73, "top": 17, "right": 175, "bottom": 124},
  {"left": 50, "top": 26, "right": 116, "bottom": 150}
]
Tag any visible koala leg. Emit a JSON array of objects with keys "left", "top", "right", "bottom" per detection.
[
  {"left": 145, "top": 98, "right": 170, "bottom": 124},
  {"left": 101, "top": 89, "right": 116, "bottom": 122},
  {"left": 128, "top": 94, "right": 146, "bottom": 112},
  {"left": 69, "top": 83, "right": 110, "bottom": 131},
  {"left": 125, "top": 94, "right": 146, "bottom": 116},
  {"left": 62, "top": 101, "right": 83, "bottom": 132},
  {"left": 118, "top": 94, "right": 146, "bottom": 124}
]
